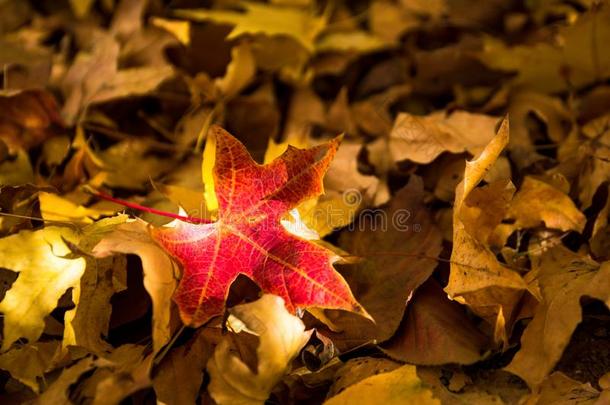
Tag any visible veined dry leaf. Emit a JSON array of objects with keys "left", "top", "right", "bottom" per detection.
[
  {"left": 0, "top": 226, "right": 86, "bottom": 351},
  {"left": 60, "top": 34, "right": 174, "bottom": 124},
  {"left": 321, "top": 176, "right": 442, "bottom": 350},
  {"left": 207, "top": 294, "right": 312, "bottom": 405},
  {"left": 388, "top": 110, "right": 499, "bottom": 164},
  {"left": 152, "top": 126, "right": 366, "bottom": 327},
  {"left": 175, "top": 1, "right": 327, "bottom": 51},
  {"left": 505, "top": 246, "right": 610, "bottom": 387},
  {"left": 92, "top": 220, "right": 179, "bottom": 353},
  {"left": 323, "top": 364, "right": 440, "bottom": 405},
  {"left": 382, "top": 280, "right": 489, "bottom": 365}
]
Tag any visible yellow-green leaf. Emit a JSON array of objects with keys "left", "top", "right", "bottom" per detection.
[{"left": 0, "top": 227, "right": 86, "bottom": 351}]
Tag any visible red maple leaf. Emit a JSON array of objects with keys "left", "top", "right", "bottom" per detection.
[{"left": 150, "top": 126, "right": 367, "bottom": 327}]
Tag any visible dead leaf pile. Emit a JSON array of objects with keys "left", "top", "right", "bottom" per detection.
[{"left": 0, "top": 0, "right": 609, "bottom": 404}]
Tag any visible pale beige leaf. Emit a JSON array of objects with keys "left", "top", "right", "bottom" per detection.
[
  {"left": 208, "top": 294, "right": 312, "bottom": 405},
  {"left": 389, "top": 110, "right": 499, "bottom": 164},
  {"left": 92, "top": 220, "right": 178, "bottom": 353}
]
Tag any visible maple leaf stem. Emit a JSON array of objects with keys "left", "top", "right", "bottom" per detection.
[{"left": 87, "top": 188, "right": 211, "bottom": 224}]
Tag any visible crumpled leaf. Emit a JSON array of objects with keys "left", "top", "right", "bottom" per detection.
[
  {"left": 0, "top": 341, "right": 59, "bottom": 393},
  {"left": 323, "top": 364, "right": 440, "bottom": 405},
  {"left": 504, "top": 176, "right": 586, "bottom": 233},
  {"left": 92, "top": 220, "right": 179, "bottom": 353},
  {"left": 36, "top": 357, "right": 97, "bottom": 404},
  {"left": 387, "top": 110, "right": 499, "bottom": 164},
  {"left": 207, "top": 294, "right": 312, "bottom": 405},
  {"left": 446, "top": 117, "right": 527, "bottom": 345},
  {"left": 175, "top": 1, "right": 327, "bottom": 51},
  {"left": 152, "top": 126, "right": 366, "bottom": 327},
  {"left": 505, "top": 246, "right": 610, "bottom": 387},
  {"left": 0, "top": 226, "right": 86, "bottom": 351}
]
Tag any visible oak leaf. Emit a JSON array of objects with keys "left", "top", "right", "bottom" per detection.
[{"left": 152, "top": 126, "right": 366, "bottom": 327}]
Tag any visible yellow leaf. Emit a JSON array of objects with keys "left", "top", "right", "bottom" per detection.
[
  {"left": 39, "top": 192, "right": 117, "bottom": 224},
  {"left": 215, "top": 42, "right": 256, "bottom": 99},
  {"left": 175, "top": 1, "right": 327, "bottom": 51},
  {"left": 478, "top": 7, "right": 610, "bottom": 92},
  {"left": 151, "top": 17, "right": 191, "bottom": 45},
  {"left": 505, "top": 176, "right": 586, "bottom": 233},
  {"left": 0, "top": 227, "right": 86, "bottom": 351},
  {"left": 208, "top": 294, "right": 312, "bottom": 405},
  {"left": 202, "top": 128, "right": 218, "bottom": 213},
  {"left": 316, "top": 31, "right": 390, "bottom": 53},
  {"left": 323, "top": 364, "right": 440, "bottom": 405},
  {"left": 0, "top": 150, "right": 34, "bottom": 186}
]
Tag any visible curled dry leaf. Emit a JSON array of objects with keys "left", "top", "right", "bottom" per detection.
[
  {"left": 446, "top": 117, "right": 527, "bottom": 345},
  {"left": 92, "top": 219, "right": 179, "bottom": 353},
  {"left": 505, "top": 246, "right": 610, "bottom": 387},
  {"left": 207, "top": 294, "right": 312, "bottom": 405}
]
